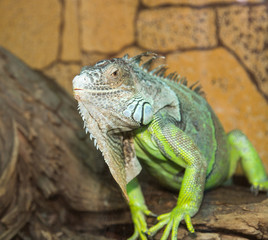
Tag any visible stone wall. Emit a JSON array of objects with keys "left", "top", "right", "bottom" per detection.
[{"left": 0, "top": 0, "right": 267, "bottom": 170}]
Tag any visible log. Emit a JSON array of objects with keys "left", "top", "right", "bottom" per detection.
[
  {"left": 0, "top": 47, "right": 126, "bottom": 240},
  {"left": 0, "top": 47, "right": 267, "bottom": 240}
]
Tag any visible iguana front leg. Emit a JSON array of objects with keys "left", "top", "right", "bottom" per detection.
[
  {"left": 147, "top": 117, "right": 208, "bottom": 239},
  {"left": 127, "top": 178, "right": 155, "bottom": 240}
]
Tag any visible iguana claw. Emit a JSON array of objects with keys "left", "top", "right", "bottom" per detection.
[
  {"left": 250, "top": 185, "right": 260, "bottom": 196},
  {"left": 147, "top": 206, "right": 195, "bottom": 240},
  {"left": 127, "top": 205, "right": 156, "bottom": 240},
  {"left": 250, "top": 179, "right": 268, "bottom": 196}
]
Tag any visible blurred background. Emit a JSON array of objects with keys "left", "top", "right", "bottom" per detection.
[{"left": 0, "top": 0, "right": 267, "bottom": 169}]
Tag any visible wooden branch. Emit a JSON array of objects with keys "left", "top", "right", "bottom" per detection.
[{"left": 0, "top": 47, "right": 125, "bottom": 240}]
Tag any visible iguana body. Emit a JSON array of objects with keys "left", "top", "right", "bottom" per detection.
[{"left": 73, "top": 52, "right": 268, "bottom": 240}]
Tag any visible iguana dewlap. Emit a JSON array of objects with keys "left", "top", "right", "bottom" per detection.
[{"left": 73, "top": 52, "right": 268, "bottom": 240}]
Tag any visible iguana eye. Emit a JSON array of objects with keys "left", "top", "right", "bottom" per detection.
[
  {"left": 111, "top": 69, "right": 119, "bottom": 77},
  {"left": 106, "top": 67, "right": 123, "bottom": 87}
]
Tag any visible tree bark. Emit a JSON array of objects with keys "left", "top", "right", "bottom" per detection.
[
  {"left": 0, "top": 47, "right": 267, "bottom": 240},
  {"left": 0, "top": 47, "right": 126, "bottom": 240}
]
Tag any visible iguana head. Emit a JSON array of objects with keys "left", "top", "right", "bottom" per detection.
[
  {"left": 73, "top": 52, "right": 180, "bottom": 198},
  {"left": 73, "top": 54, "right": 154, "bottom": 132}
]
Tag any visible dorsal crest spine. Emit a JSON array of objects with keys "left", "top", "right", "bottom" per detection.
[{"left": 128, "top": 52, "right": 204, "bottom": 96}]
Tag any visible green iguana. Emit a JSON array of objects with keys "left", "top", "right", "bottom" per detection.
[{"left": 72, "top": 52, "right": 268, "bottom": 240}]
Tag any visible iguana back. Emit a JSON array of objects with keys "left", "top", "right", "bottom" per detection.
[{"left": 162, "top": 79, "right": 229, "bottom": 189}]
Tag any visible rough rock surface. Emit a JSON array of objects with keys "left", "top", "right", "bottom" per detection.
[
  {"left": 0, "top": 0, "right": 60, "bottom": 68},
  {"left": 61, "top": 0, "right": 80, "bottom": 61},
  {"left": 137, "top": 7, "right": 217, "bottom": 51},
  {"left": 218, "top": 5, "right": 268, "bottom": 96},
  {"left": 80, "top": 0, "right": 138, "bottom": 53}
]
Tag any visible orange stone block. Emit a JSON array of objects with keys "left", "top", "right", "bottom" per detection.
[
  {"left": 61, "top": 0, "right": 81, "bottom": 61},
  {"left": 166, "top": 48, "right": 268, "bottom": 170},
  {"left": 137, "top": 7, "right": 217, "bottom": 51},
  {"left": 218, "top": 5, "right": 268, "bottom": 96},
  {"left": 0, "top": 0, "right": 61, "bottom": 69},
  {"left": 80, "top": 0, "right": 138, "bottom": 53}
]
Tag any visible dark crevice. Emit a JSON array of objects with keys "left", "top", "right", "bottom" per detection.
[
  {"left": 214, "top": 7, "right": 220, "bottom": 48},
  {"left": 156, "top": 45, "right": 219, "bottom": 56},
  {"left": 77, "top": 0, "right": 83, "bottom": 61},
  {"left": 58, "top": 0, "right": 65, "bottom": 61},
  {"left": 40, "top": 60, "right": 59, "bottom": 71},
  {"left": 38, "top": 0, "right": 68, "bottom": 71},
  {"left": 143, "top": 1, "right": 266, "bottom": 10},
  {"left": 221, "top": 43, "right": 268, "bottom": 102},
  {"left": 58, "top": 60, "right": 81, "bottom": 65},
  {"left": 132, "top": 0, "right": 143, "bottom": 47}
]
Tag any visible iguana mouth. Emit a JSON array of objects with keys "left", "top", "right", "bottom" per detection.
[
  {"left": 73, "top": 88, "right": 123, "bottom": 94},
  {"left": 73, "top": 73, "right": 124, "bottom": 96}
]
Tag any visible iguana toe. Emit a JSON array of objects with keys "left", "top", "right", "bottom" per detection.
[{"left": 251, "top": 179, "right": 268, "bottom": 196}]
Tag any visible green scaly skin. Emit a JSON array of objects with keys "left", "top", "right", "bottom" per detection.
[
  {"left": 72, "top": 52, "right": 268, "bottom": 240},
  {"left": 127, "top": 120, "right": 268, "bottom": 240},
  {"left": 126, "top": 77, "right": 268, "bottom": 240}
]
